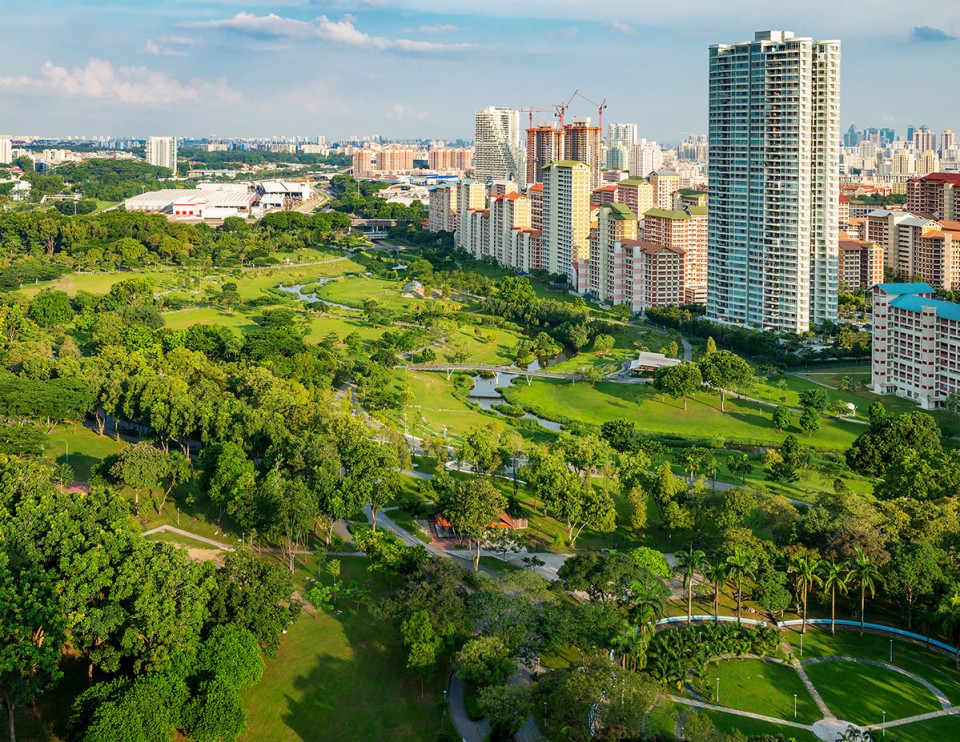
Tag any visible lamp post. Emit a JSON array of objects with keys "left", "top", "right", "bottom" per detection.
[
  {"left": 715, "top": 677, "right": 719, "bottom": 704},
  {"left": 800, "top": 632, "right": 803, "bottom": 657},
  {"left": 793, "top": 694, "right": 797, "bottom": 720},
  {"left": 890, "top": 639, "right": 893, "bottom": 664},
  {"left": 882, "top": 710, "right": 886, "bottom": 737}
]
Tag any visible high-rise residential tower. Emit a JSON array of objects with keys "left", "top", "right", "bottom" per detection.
[
  {"left": 607, "top": 122, "right": 637, "bottom": 172},
  {"left": 564, "top": 118, "right": 603, "bottom": 190},
  {"left": 0, "top": 136, "right": 11, "bottom": 165},
  {"left": 541, "top": 160, "right": 590, "bottom": 286},
  {"left": 474, "top": 107, "right": 523, "bottom": 184},
  {"left": 145, "top": 136, "right": 178, "bottom": 172},
  {"left": 707, "top": 30, "right": 841, "bottom": 333},
  {"left": 526, "top": 123, "right": 563, "bottom": 185}
]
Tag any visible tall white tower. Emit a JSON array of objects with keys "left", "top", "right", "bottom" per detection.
[
  {"left": 145, "top": 136, "right": 178, "bottom": 173},
  {"left": 474, "top": 107, "right": 523, "bottom": 185},
  {"left": 707, "top": 30, "right": 841, "bottom": 333}
]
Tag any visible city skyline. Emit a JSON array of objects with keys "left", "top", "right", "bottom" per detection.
[{"left": 1, "top": 1, "right": 959, "bottom": 140}]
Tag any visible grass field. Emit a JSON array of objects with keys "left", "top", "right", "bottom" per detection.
[
  {"left": 693, "top": 658, "right": 820, "bottom": 723},
  {"left": 162, "top": 306, "right": 258, "bottom": 332},
  {"left": 697, "top": 709, "right": 820, "bottom": 741},
  {"left": 803, "top": 660, "right": 941, "bottom": 725},
  {"left": 316, "top": 275, "right": 417, "bottom": 311},
  {"left": 395, "top": 370, "right": 504, "bottom": 441},
  {"left": 783, "top": 629, "right": 960, "bottom": 707},
  {"left": 885, "top": 714, "right": 960, "bottom": 740},
  {"left": 749, "top": 372, "right": 916, "bottom": 421},
  {"left": 502, "top": 378, "right": 863, "bottom": 450},
  {"left": 45, "top": 424, "right": 126, "bottom": 482},
  {"left": 241, "top": 558, "right": 454, "bottom": 742},
  {"left": 441, "top": 323, "right": 526, "bottom": 365}
]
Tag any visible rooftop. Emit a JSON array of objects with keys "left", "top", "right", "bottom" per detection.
[
  {"left": 876, "top": 282, "right": 935, "bottom": 294},
  {"left": 603, "top": 202, "right": 638, "bottom": 221},
  {"left": 644, "top": 206, "right": 707, "bottom": 219},
  {"left": 890, "top": 294, "right": 960, "bottom": 323}
]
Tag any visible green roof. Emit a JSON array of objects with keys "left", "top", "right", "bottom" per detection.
[
  {"left": 644, "top": 206, "right": 707, "bottom": 220},
  {"left": 603, "top": 202, "right": 638, "bottom": 220},
  {"left": 618, "top": 178, "right": 648, "bottom": 186},
  {"left": 543, "top": 159, "right": 587, "bottom": 169},
  {"left": 677, "top": 188, "right": 707, "bottom": 196}
]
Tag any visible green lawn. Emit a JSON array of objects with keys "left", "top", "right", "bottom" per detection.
[
  {"left": 441, "top": 323, "right": 526, "bottom": 365},
  {"left": 784, "top": 629, "right": 960, "bottom": 707},
  {"left": 803, "top": 660, "right": 941, "bottom": 725},
  {"left": 885, "top": 713, "right": 960, "bottom": 741},
  {"left": 693, "top": 658, "right": 820, "bottom": 723},
  {"left": 163, "top": 306, "right": 257, "bottom": 332},
  {"left": 697, "top": 709, "right": 820, "bottom": 741},
  {"left": 241, "top": 558, "right": 453, "bottom": 742},
  {"left": 502, "top": 378, "right": 863, "bottom": 449},
  {"left": 304, "top": 314, "right": 384, "bottom": 343},
  {"left": 750, "top": 372, "right": 915, "bottom": 421},
  {"left": 45, "top": 424, "right": 126, "bottom": 482},
  {"left": 394, "top": 370, "right": 504, "bottom": 441},
  {"left": 316, "top": 275, "right": 418, "bottom": 311}
]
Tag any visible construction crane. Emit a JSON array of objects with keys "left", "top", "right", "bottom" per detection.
[
  {"left": 571, "top": 90, "right": 608, "bottom": 132},
  {"left": 518, "top": 107, "right": 552, "bottom": 131},
  {"left": 553, "top": 90, "right": 579, "bottom": 130}
]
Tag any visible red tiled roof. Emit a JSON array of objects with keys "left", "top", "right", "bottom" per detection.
[
  {"left": 839, "top": 195, "right": 851, "bottom": 203},
  {"left": 528, "top": 183, "right": 543, "bottom": 192},
  {"left": 921, "top": 173, "right": 960, "bottom": 185}
]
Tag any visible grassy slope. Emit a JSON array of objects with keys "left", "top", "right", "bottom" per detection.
[
  {"left": 503, "top": 378, "right": 862, "bottom": 449},
  {"left": 45, "top": 424, "right": 126, "bottom": 482},
  {"left": 241, "top": 558, "right": 452, "bottom": 742},
  {"left": 692, "top": 658, "right": 820, "bottom": 723}
]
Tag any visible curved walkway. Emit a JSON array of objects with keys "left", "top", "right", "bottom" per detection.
[{"left": 801, "top": 656, "right": 952, "bottom": 709}]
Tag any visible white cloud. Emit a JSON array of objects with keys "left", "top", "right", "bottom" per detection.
[
  {"left": 0, "top": 58, "right": 241, "bottom": 107},
  {"left": 419, "top": 23, "right": 458, "bottom": 34},
  {"left": 607, "top": 21, "right": 634, "bottom": 35},
  {"left": 143, "top": 39, "right": 188, "bottom": 56},
  {"left": 186, "top": 12, "right": 471, "bottom": 53}
]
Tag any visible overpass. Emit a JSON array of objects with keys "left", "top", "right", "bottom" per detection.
[{"left": 402, "top": 363, "right": 584, "bottom": 382}]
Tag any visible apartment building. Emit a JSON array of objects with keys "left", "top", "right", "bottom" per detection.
[
  {"left": 616, "top": 179, "right": 654, "bottom": 221},
  {"left": 564, "top": 118, "right": 604, "bottom": 191},
  {"left": 475, "top": 107, "right": 523, "bottom": 184},
  {"left": 428, "top": 146, "right": 473, "bottom": 172},
  {"left": 490, "top": 190, "right": 531, "bottom": 266},
  {"left": 707, "top": 30, "right": 841, "bottom": 332},
  {"left": 145, "top": 136, "right": 177, "bottom": 172},
  {"left": 907, "top": 173, "right": 960, "bottom": 221},
  {"left": 650, "top": 170, "right": 680, "bottom": 210},
  {"left": 542, "top": 160, "right": 591, "bottom": 284},
  {"left": 871, "top": 282, "right": 960, "bottom": 409},
  {"left": 643, "top": 206, "right": 708, "bottom": 304},
  {"left": 526, "top": 124, "right": 563, "bottom": 186},
  {"left": 589, "top": 203, "right": 640, "bottom": 304},
  {"left": 427, "top": 184, "right": 458, "bottom": 233},
  {"left": 454, "top": 180, "right": 487, "bottom": 249},
  {"left": 838, "top": 238, "right": 884, "bottom": 291}
]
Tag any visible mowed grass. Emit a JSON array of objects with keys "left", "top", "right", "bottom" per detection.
[
  {"left": 693, "top": 659, "right": 820, "bottom": 723},
  {"left": 45, "top": 424, "right": 126, "bottom": 482},
  {"left": 441, "top": 323, "right": 526, "bottom": 366},
  {"left": 696, "top": 709, "right": 820, "bottom": 741},
  {"left": 803, "top": 660, "right": 941, "bottom": 725},
  {"left": 316, "top": 275, "right": 417, "bottom": 310},
  {"left": 395, "top": 370, "right": 497, "bottom": 440},
  {"left": 241, "top": 558, "right": 452, "bottom": 742},
  {"left": 750, "top": 372, "right": 916, "bottom": 421},
  {"left": 163, "top": 307, "right": 257, "bottom": 332},
  {"left": 502, "top": 378, "right": 863, "bottom": 449},
  {"left": 885, "top": 714, "right": 960, "bottom": 741},
  {"left": 784, "top": 629, "right": 960, "bottom": 707},
  {"left": 17, "top": 269, "right": 182, "bottom": 298}
]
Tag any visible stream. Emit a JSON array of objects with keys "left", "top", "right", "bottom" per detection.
[
  {"left": 278, "top": 280, "right": 362, "bottom": 312},
  {"left": 468, "top": 365, "right": 562, "bottom": 431}
]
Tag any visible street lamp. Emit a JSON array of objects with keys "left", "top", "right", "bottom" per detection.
[
  {"left": 715, "top": 677, "right": 719, "bottom": 704},
  {"left": 882, "top": 710, "right": 886, "bottom": 737},
  {"left": 800, "top": 633, "right": 803, "bottom": 657},
  {"left": 793, "top": 693, "right": 797, "bottom": 720},
  {"left": 889, "top": 639, "right": 893, "bottom": 664}
]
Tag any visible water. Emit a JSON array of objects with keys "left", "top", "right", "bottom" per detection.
[
  {"left": 277, "top": 281, "right": 362, "bottom": 312},
  {"left": 467, "top": 371, "right": 562, "bottom": 431}
]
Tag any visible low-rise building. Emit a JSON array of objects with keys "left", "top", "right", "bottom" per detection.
[{"left": 871, "top": 282, "right": 960, "bottom": 409}]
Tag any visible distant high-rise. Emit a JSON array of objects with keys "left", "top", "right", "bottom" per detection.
[
  {"left": 0, "top": 136, "right": 11, "bottom": 165},
  {"left": 564, "top": 118, "right": 603, "bottom": 190},
  {"left": 707, "top": 30, "right": 841, "bottom": 333},
  {"left": 145, "top": 136, "right": 177, "bottom": 172},
  {"left": 941, "top": 130, "right": 956, "bottom": 157},
  {"left": 474, "top": 107, "right": 523, "bottom": 184},
  {"left": 526, "top": 123, "right": 563, "bottom": 185},
  {"left": 542, "top": 160, "right": 590, "bottom": 285},
  {"left": 607, "top": 122, "right": 637, "bottom": 171}
]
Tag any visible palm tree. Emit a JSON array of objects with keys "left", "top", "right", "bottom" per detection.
[
  {"left": 935, "top": 589, "right": 960, "bottom": 671},
  {"left": 726, "top": 548, "right": 759, "bottom": 624},
  {"left": 611, "top": 624, "right": 643, "bottom": 671},
  {"left": 673, "top": 543, "right": 708, "bottom": 625},
  {"left": 704, "top": 560, "right": 730, "bottom": 625},
  {"left": 849, "top": 547, "right": 883, "bottom": 638},
  {"left": 820, "top": 560, "right": 850, "bottom": 636},
  {"left": 788, "top": 555, "right": 823, "bottom": 634}
]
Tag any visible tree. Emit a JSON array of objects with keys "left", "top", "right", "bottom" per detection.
[
  {"left": 886, "top": 543, "right": 943, "bottom": 630},
  {"left": 455, "top": 636, "right": 513, "bottom": 688},
  {"left": 770, "top": 435, "right": 808, "bottom": 483},
  {"left": 678, "top": 446, "right": 712, "bottom": 483},
  {"left": 653, "top": 362, "right": 703, "bottom": 410},
  {"left": 726, "top": 452, "right": 753, "bottom": 485},
  {"left": 648, "top": 460, "right": 683, "bottom": 524},
  {"left": 867, "top": 400, "right": 887, "bottom": 429},
  {"left": 820, "top": 560, "right": 850, "bottom": 636},
  {"left": 849, "top": 547, "right": 883, "bottom": 637},
  {"left": 705, "top": 336, "right": 717, "bottom": 355},
  {"left": 799, "top": 408, "right": 821, "bottom": 437},
  {"left": 935, "top": 589, "right": 960, "bottom": 670},
  {"left": 109, "top": 442, "right": 168, "bottom": 515},
  {"left": 401, "top": 610, "right": 441, "bottom": 698},
  {"left": 478, "top": 685, "right": 532, "bottom": 737},
  {"left": 772, "top": 405, "right": 792, "bottom": 432},
  {"left": 436, "top": 475, "right": 506, "bottom": 571},
  {"left": 704, "top": 560, "right": 730, "bottom": 625},
  {"left": 28, "top": 289, "right": 73, "bottom": 328},
  {"left": 846, "top": 411, "right": 941, "bottom": 476},
  {"left": 591, "top": 333, "right": 615, "bottom": 354},
  {"left": 798, "top": 388, "right": 828, "bottom": 414},
  {"left": 674, "top": 544, "right": 708, "bottom": 625},
  {"left": 752, "top": 570, "right": 791, "bottom": 619},
  {"left": 788, "top": 555, "right": 822, "bottom": 634},
  {"left": 698, "top": 350, "right": 753, "bottom": 412},
  {"left": 725, "top": 548, "right": 758, "bottom": 623},
  {"left": 0, "top": 550, "right": 66, "bottom": 742}
]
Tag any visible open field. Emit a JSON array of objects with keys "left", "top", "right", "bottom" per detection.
[
  {"left": 693, "top": 658, "right": 820, "bottom": 723},
  {"left": 316, "top": 275, "right": 421, "bottom": 310},
  {"left": 697, "top": 709, "right": 820, "bottom": 741},
  {"left": 502, "top": 378, "right": 864, "bottom": 449},
  {"left": 45, "top": 424, "right": 126, "bottom": 482},
  {"left": 803, "top": 660, "right": 941, "bottom": 725},
  {"left": 241, "top": 558, "right": 454, "bottom": 742}
]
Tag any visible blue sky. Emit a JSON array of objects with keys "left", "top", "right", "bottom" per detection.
[{"left": 1, "top": 0, "right": 958, "bottom": 142}]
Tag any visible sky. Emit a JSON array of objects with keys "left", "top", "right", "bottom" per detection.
[{"left": 1, "top": 0, "right": 959, "bottom": 143}]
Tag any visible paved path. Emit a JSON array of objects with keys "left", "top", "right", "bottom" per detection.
[
  {"left": 790, "top": 653, "right": 834, "bottom": 718},
  {"left": 862, "top": 705, "right": 960, "bottom": 731},
  {"left": 680, "top": 336, "right": 693, "bottom": 361},
  {"left": 447, "top": 673, "right": 483, "bottom": 742},
  {"left": 670, "top": 695, "right": 812, "bottom": 731},
  {"left": 141, "top": 524, "right": 236, "bottom": 550}
]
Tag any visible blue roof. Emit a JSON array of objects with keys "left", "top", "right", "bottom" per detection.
[
  {"left": 889, "top": 294, "right": 960, "bottom": 322},
  {"left": 876, "top": 282, "right": 935, "bottom": 294}
]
